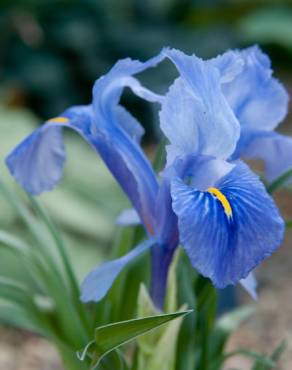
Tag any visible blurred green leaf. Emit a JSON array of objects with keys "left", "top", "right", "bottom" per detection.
[
  {"left": 251, "top": 340, "right": 286, "bottom": 370},
  {"left": 239, "top": 7, "right": 292, "bottom": 52},
  {"left": 225, "top": 349, "right": 276, "bottom": 368},
  {"left": 210, "top": 305, "right": 255, "bottom": 360},
  {"left": 0, "top": 299, "right": 47, "bottom": 335}
]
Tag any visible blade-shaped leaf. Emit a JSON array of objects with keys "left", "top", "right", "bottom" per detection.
[{"left": 80, "top": 310, "right": 191, "bottom": 368}]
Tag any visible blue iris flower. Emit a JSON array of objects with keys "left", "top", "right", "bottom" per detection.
[{"left": 6, "top": 46, "right": 287, "bottom": 308}]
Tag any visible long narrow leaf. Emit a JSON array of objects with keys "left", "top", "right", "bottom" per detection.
[{"left": 80, "top": 311, "right": 192, "bottom": 368}]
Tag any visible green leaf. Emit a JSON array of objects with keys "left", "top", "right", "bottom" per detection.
[
  {"left": 80, "top": 310, "right": 191, "bottom": 368},
  {"left": 267, "top": 169, "right": 292, "bottom": 194},
  {"left": 251, "top": 340, "right": 286, "bottom": 370},
  {"left": 137, "top": 284, "right": 161, "bottom": 356},
  {"left": 0, "top": 230, "right": 31, "bottom": 254},
  {"left": 215, "top": 306, "right": 255, "bottom": 334},
  {"left": 270, "top": 340, "right": 287, "bottom": 363},
  {"left": 225, "top": 349, "right": 276, "bottom": 368},
  {"left": 0, "top": 299, "right": 47, "bottom": 335},
  {"left": 146, "top": 305, "right": 188, "bottom": 370},
  {"left": 238, "top": 7, "right": 292, "bottom": 52},
  {"left": 286, "top": 220, "right": 292, "bottom": 229},
  {"left": 210, "top": 305, "right": 255, "bottom": 360}
]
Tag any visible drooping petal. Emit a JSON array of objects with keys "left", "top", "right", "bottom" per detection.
[
  {"left": 160, "top": 49, "right": 240, "bottom": 162},
  {"left": 171, "top": 161, "right": 284, "bottom": 288},
  {"left": 240, "top": 272, "right": 258, "bottom": 300},
  {"left": 6, "top": 105, "right": 94, "bottom": 195},
  {"left": 80, "top": 238, "right": 155, "bottom": 302},
  {"left": 222, "top": 46, "right": 289, "bottom": 132},
  {"left": 241, "top": 131, "right": 292, "bottom": 183},
  {"left": 90, "top": 53, "right": 166, "bottom": 232}
]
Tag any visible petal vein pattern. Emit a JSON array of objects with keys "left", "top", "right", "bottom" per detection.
[{"left": 171, "top": 162, "right": 284, "bottom": 288}]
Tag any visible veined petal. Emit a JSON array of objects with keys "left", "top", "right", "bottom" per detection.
[
  {"left": 222, "top": 46, "right": 289, "bottom": 132},
  {"left": 241, "top": 131, "right": 292, "bottom": 183},
  {"left": 160, "top": 48, "right": 240, "bottom": 162},
  {"left": 80, "top": 238, "right": 155, "bottom": 302},
  {"left": 6, "top": 105, "right": 93, "bottom": 195},
  {"left": 171, "top": 161, "right": 284, "bottom": 288},
  {"left": 91, "top": 53, "right": 165, "bottom": 232},
  {"left": 209, "top": 49, "right": 244, "bottom": 84}
]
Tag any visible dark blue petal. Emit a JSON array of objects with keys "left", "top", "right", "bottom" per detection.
[
  {"left": 171, "top": 161, "right": 284, "bottom": 288},
  {"left": 6, "top": 106, "right": 93, "bottom": 195},
  {"left": 80, "top": 238, "right": 154, "bottom": 302},
  {"left": 222, "top": 46, "right": 289, "bottom": 131}
]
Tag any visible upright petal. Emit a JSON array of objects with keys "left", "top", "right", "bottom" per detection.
[
  {"left": 222, "top": 46, "right": 289, "bottom": 132},
  {"left": 171, "top": 160, "right": 284, "bottom": 288},
  {"left": 209, "top": 49, "right": 244, "bottom": 84},
  {"left": 6, "top": 106, "right": 94, "bottom": 195},
  {"left": 160, "top": 49, "right": 240, "bottom": 162}
]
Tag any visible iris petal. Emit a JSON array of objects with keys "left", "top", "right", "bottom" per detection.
[
  {"left": 6, "top": 105, "right": 93, "bottom": 195},
  {"left": 6, "top": 53, "right": 166, "bottom": 233},
  {"left": 171, "top": 161, "right": 284, "bottom": 288},
  {"left": 222, "top": 46, "right": 289, "bottom": 132},
  {"left": 91, "top": 54, "right": 165, "bottom": 231},
  {"left": 241, "top": 131, "right": 292, "bottom": 183},
  {"left": 160, "top": 48, "right": 240, "bottom": 162},
  {"left": 240, "top": 272, "right": 258, "bottom": 300},
  {"left": 80, "top": 238, "right": 154, "bottom": 302},
  {"left": 116, "top": 208, "right": 141, "bottom": 226}
]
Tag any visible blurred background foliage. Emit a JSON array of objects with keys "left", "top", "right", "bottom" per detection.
[
  {"left": 0, "top": 0, "right": 292, "bottom": 287},
  {"left": 1, "top": 0, "right": 292, "bottom": 137}
]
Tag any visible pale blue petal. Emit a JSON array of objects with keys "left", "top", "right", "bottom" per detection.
[
  {"left": 222, "top": 46, "right": 289, "bottom": 131},
  {"left": 209, "top": 50, "right": 244, "bottom": 83},
  {"left": 171, "top": 161, "right": 284, "bottom": 288},
  {"left": 160, "top": 49, "right": 240, "bottom": 161},
  {"left": 91, "top": 54, "right": 166, "bottom": 232},
  {"left": 115, "top": 106, "right": 144, "bottom": 143},
  {"left": 116, "top": 209, "right": 141, "bottom": 226},
  {"left": 6, "top": 105, "right": 93, "bottom": 195},
  {"left": 80, "top": 238, "right": 154, "bottom": 302},
  {"left": 240, "top": 272, "right": 258, "bottom": 300},
  {"left": 242, "top": 131, "right": 292, "bottom": 183}
]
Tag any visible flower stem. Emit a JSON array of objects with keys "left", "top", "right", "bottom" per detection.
[{"left": 150, "top": 244, "right": 175, "bottom": 309}]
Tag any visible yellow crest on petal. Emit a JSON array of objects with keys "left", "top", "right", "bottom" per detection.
[
  {"left": 47, "top": 116, "right": 69, "bottom": 124},
  {"left": 207, "top": 187, "right": 232, "bottom": 218}
]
